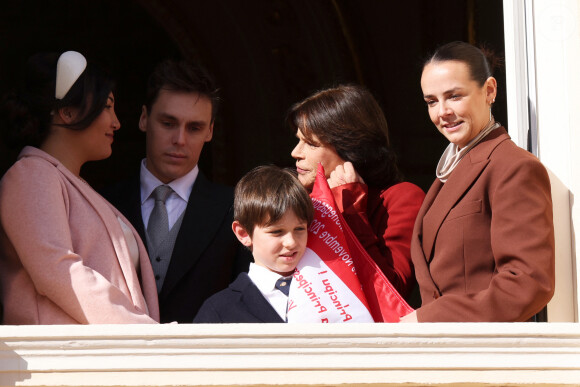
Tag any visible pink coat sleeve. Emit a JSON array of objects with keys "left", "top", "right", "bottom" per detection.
[
  {"left": 331, "top": 182, "right": 425, "bottom": 298},
  {"left": 0, "top": 159, "right": 158, "bottom": 324}
]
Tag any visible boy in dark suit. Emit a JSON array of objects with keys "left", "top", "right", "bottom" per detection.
[{"left": 194, "top": 166, "right": 314, "bottom": 323}]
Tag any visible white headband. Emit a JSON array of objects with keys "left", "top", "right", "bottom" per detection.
[{"left": 55, "top": 51, "right": 87, "bottom": 99}]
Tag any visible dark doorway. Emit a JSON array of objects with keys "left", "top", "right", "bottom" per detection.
[{"left": 0, "top": 0, "right": 505, "bottom": 192}]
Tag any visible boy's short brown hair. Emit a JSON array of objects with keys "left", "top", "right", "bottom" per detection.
[{"left": 234, "top": 165, "right": 314, "bottom": 236}]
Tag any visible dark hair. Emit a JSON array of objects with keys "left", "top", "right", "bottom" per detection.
[
  {"left": 424, "top": 41, "right": 501, "bottom": 86},
  {"left": 144, "top": 59, "right": 220, "bottom": 122},
  {"left": 0, "top": 52, "right": 114, "bottom": 149},
  {"left": 287, "top": 84, "right": 402, "bottom": 188},
  {"left": 234, "top": 165, "right": 314, "bottom": 237}
]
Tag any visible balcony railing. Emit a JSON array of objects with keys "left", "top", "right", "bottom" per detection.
[{"left": 1, "top": 323, "right": 579, "bottom": 386}]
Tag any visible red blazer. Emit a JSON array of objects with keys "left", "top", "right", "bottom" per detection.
[
  {"left": 411, "top": 128, "right": 555, "bottom": 322},
  {"left": 331, "top": 181, "right": 425, "bottom": 298}
]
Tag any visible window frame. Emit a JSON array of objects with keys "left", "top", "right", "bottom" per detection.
[{"left": 503, "top": 0, "right": 579, "bottom": 322}]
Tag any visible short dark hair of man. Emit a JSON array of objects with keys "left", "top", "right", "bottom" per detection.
[{"left": 144, "top": 59, "right": 220, "bottom": 122}]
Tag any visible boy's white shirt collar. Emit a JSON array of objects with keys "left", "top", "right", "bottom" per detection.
[
  {"left": 248, "top": 263, "right": 292, "bottom": 321},
  {"left": 248, "top": 263, "right": 288, "bottom": 293}
]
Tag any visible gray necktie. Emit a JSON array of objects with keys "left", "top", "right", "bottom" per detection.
[{"left": 147, "top": 185, "right": 173, "bottom": 250}]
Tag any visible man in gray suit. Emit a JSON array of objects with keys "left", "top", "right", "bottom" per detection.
[{"left": 103, "top": 60, "right": 250, "bottom": 323}]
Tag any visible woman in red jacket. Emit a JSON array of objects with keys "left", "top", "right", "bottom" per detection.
[{"left": 289, "top": 85, "right": 425, "bottom": 299}]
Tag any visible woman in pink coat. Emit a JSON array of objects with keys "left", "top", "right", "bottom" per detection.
[{"left": 0, "top": 51, "right": 159, "bottom": 324}]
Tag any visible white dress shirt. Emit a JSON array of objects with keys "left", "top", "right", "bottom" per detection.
[
  {"left": 248, "top": 263, "right": 291, "bottom": 321},
  {"left": 140, "top": 159, "right": 199, "bottom": 230}
]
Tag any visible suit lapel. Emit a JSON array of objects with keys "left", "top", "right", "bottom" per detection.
[
  {"left": 421, "top": 128, "right": 510, "bottom": 262},
  {"left": 107, "top": 203, "right": 160, "bottom": 320},
  {"left": 233, "top": 274, "right": 285, "bottom": 323},
  {"left": 412, "top": 179, "right": 442, "bottom": 263},
  {"left": 117, "top": 176, "right": 147, "bottom": 243},
  {"left": 158, "top": 172, "right": 231, "bottom": 300}
]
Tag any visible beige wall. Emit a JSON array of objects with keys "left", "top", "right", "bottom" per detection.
[
  {"left": 534, "top": 0, "right": 580, "bottom": 322},
  {"left": 504, "top": 0, "right": 580, "bottom": 321}
]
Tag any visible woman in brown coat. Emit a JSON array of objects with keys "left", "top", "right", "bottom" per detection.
[{"left": 401, "top": 42, "right": 555, "bottom": 322}]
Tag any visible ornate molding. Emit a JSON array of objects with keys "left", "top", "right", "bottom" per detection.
[{"left": 1, "top": 323, "right": 579, "bottom": 386}]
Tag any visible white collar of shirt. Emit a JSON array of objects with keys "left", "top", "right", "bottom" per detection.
[
  {"left": 140, "top": 159, "right": 198, "bottom": 203},
  {"left": 140, "top": 159, "right": 199, "bottom": 229},
  {"left": 248, "top": 263, "right": 292, "bottom": 321}
]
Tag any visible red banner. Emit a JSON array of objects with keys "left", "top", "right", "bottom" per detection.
[{"left": 287, "top": 164, "right": 413, "bottom": 323}]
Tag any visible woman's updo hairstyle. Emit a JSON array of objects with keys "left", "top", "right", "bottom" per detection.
[
  {"left": 424, "top": 41, "right": 502, "bottom": 87},
  {"left": 0, "top": 51, "right": 114, "bottom": 149},
  {"left": 287, "top": 84, "right": 402, "bottom": 189}
]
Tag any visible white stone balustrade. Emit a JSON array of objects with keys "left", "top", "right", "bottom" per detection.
[{"left": 1, "top": 323, "right": 579, "bottom": 386}]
